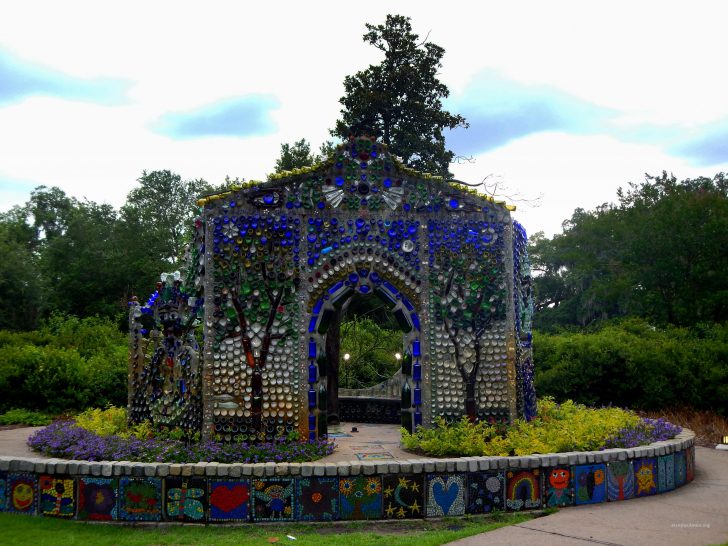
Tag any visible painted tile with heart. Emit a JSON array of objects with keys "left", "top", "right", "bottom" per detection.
[
  {"left": 208, "top": 479, "right": 250, "bottom": 522},
  {"left": 426, "top": 474, "right": 465, "bottom": 517}
]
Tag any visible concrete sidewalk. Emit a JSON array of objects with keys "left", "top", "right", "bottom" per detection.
[{"left": 449, "top": 447, "right": 728, "bottom": 546}]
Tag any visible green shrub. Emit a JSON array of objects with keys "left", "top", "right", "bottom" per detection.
[
  {"left": 74, "top": 406, "right": 152, "bottom": 439},
  {"left": 402, "top": 397, "right": 642, "bottom": 456},
  {"left": 534, "top": 318, "right": 728, "bottom": 414},
  {"left": 0, "top": 408, "right": 52, "bottom": 426},
  {"left": 0, "top": 315, "right": 127, "bottom": 413}
]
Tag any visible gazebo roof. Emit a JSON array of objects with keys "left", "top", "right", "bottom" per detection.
[{"left": 197, "top": 136, "right": 515, "bottom": 213}]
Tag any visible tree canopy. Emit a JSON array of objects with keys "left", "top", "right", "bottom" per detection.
[
  {"left": 0, "top": 171, "right": 211, "bottom": 329},
  {"left": 332, "top": 14, "right": 467, "bottom": 177},
  {"left": 530, "top": 172, "right": 728, "bottom": 329},
  {"left": 274, "top": 139, "right": 337, "bottom": 173}
]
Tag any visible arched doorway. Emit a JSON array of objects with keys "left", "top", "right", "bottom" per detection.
[{"left": 303, "top": 269, "right": 422, "bottom": 440}]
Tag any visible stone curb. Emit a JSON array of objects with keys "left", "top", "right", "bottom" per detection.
[{"left": 1, "top": 429, "right": 695, "bottom": 478}]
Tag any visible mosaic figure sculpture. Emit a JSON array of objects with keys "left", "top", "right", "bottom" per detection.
[{"left": 129, "top": 136, "right": 534, "bottom": 442}]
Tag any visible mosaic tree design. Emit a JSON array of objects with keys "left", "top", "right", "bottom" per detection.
[
  {"left": 129, "top": 136, "right": 535, "bottom": 441},
  {"left": 430, "top": 221, "right": 507, "bottom": 421}
]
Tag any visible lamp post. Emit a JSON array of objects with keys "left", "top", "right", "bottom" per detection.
[{"left": 343, "top": 353, "right": 350, "bottom": 388}]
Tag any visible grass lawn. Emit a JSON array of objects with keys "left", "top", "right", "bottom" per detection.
[{"left": 0, "top": 512, "right": 533, "bottom": 546}]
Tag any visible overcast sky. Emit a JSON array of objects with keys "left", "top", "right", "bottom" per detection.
[{"left": 2, "top": 0, "right": 727, "bottom": 236}]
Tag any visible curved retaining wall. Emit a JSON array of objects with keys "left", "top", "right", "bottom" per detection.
[{"left": 0, "top": 430, "right": 695, "bottom": 522}]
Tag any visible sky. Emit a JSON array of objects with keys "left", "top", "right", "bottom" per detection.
[{"left": 1, "top": 0, "right": 728, "bottom": 236}]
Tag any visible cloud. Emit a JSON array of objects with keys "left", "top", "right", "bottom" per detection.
[
  {"left": 0, "top": 49, "right": 128, "bottom": 105},
  {"left": 671, "top": 120, "right": 728, "bottom": 166},
  {"left": 153, "top": 95, "right": 280, "bottom": 139},
  {"left": 446, "top": 69, "right": 615, "bottom": 156}
]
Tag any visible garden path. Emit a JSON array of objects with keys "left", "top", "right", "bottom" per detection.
[{"left": 448, "top": 446, "right": 728, "bottom": 546}]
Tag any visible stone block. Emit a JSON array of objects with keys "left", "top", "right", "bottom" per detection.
[
  {"left": 287, "top": 463, "right": 300, "bottom": 476},
  {"left": 478, "top": 458, "right": 491, "bottom": 471},
  {"left": 312, "top": 463, "right": 325, "bottom": 477},
  {"left": 275, "top": 463, "right": 289, "bottom": 476},
  {"left": 361, "top": 462, "right": 376, "bottom": 475},
  {"left": 264, "top": 462, "right": 276, "bottom": 477}
]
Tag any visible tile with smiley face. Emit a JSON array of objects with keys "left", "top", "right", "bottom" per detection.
[
  {"left": 634, "top": 457, "right": 658, "bottom": 497},
  {"left": 7, "top": 473, "right": 37, "bottom": 515},
  {"left": 544, "top": 466, "right": 574, "bottom": 507}
]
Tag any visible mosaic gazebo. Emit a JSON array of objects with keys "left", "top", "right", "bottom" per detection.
[{"left": 128, "top": 136, "right": 535, "bottom": 442}]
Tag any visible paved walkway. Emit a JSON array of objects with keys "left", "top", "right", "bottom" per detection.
[
  {"left": 3, "top": 426, "right": 726, "bottom": 545},
  {"left": 449, "top": 446, "right": 728, "bottom": 546}
]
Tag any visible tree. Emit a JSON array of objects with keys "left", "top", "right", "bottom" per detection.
[
  {"left": 339, "top": 317, "right": 401, "bottom": 389},
  {"left": 0, "top": 207, "right": 43, "bottom": 329},
  {"left": 531, "top": 172, "right": 728, "bottom": 329},
  {"left": 121, "top": 170, "right": 210, "bottom": 267},
  {"left": 274, "top": 139, "right": 337, "bottom": 173},
  {"left": 332, "top": 14, "right": 467, "bottom": 177}
]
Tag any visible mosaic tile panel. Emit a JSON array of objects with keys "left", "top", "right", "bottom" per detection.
[
  {"left": 658, "top": 454, "right": 675, "bottom": 492},
  {"left": 686, "top": 446, "right": 695, "bottom": 482},
  {"left": 39, "top": 475, "right": 75, "bottom": 518},
  {"left": 296, "top": 477, "right": 338, "bottom": 521},
  {"left": 252, "top": 477, "right": 295, "bottom": 521},
  {"left": 574, "top": 464, "right": 606, "bottom": 505},
  {"left": 164, "top": 477, "right": 207, "bottom": 522},
  {"left": 544, "top": 466, "right": 573, "bottom": 507},
  {"left": 607, "top": 461, "right": 634, "bottom": 501},
  {"left": 426, "top": 474, "right": 465, "bottom": 517},
  {"left": 7, "top": 473, "right": 37, "bottom": 515},
  {"left": 209, "top": 479, "right": 251, "bottom": 522},
  {"left": 634, "top": 457, "right": 658, "bottom": 497},
  {"left": 506, "top": 470, "right": 541, "bottom": 511},
  {"left": 339, "top": 476, "right": 382, "bottom": 520},
  {"left": 119, "top": 477, "right": 162, "bottom": 521},
  {"left": 78, "top": 477, "right": 118, "bottom": 521},
  {"left": 466, "top": 471, "right": 505, "bottom": 513},
  {"left": 382, "top": 474, "right": 424, "bottom": 519},
  {"left": 0, "top": 471, "right": 6, "bottom": 512},
  {"left": 674, "top": 450, "right": 687, "bottom": 487}
]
